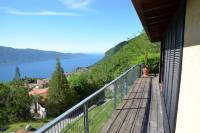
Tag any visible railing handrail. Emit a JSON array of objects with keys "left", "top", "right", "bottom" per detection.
[{"left": 35, "top": 64, "right": 142, "bottom": 133}]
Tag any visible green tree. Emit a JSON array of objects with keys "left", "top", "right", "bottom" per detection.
[
  {"left": 6, "top": 88, "right": 32, "bottom": 122},
  {"left": 13, "top": 66, "right": 21, "bottom": 81},
  {"left": 11, "top": 66, "right": 24, "bottom": 88},
  {"left": 68, "top": 73, "right": 94, "bottom": 101},
  {"left": 0, "top": 84, "right": 10, "bottom": 128},
  {"left": 47, "top": 58, "right": 77, "bottom": 117},
  {"left": 0, "top": 84, "right": 32, "bottom": 127}
]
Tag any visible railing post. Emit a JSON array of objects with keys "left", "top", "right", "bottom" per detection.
[
  {"left": 124, "top": 76, "right": 128, "bottom": 95},
  {"left": 141, "top": 64, "right": 143, "bottom": 77},
  {"left": 138, "top": 64, "right": 142, "bottom": 77},
  {"left": 120, "top": 79, "right": 123, "bottom": 102},
  {"left": 141, "top": 63, "right": 144, "bottom": 77},
  {"left": 114, "top": 82, "right": 117, "bottom": 110},
  {"left": 131, "top": 69, "right": 135, "bottom": 84},
  {"left": 84, "top": 103, "right": 89, "bottom": 133}
]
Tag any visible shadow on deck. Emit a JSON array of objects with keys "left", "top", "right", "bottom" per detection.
[{"left": 101, "top": 77, "right": 164, "bottom": 133}]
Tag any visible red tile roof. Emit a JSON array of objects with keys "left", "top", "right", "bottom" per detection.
[{"left": 29, "top": 88, "right": 48, "bottom": 95}]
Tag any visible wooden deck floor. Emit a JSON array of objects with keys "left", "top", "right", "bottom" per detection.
[{"left": 102, "top": 77, "right": 164, "bottom": 133}]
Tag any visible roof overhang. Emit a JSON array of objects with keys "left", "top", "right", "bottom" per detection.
[{"left": 132, "top": 0, "right": 183, "bottom": 42}]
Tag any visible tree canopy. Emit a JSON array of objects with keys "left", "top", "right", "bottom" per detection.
[
  {"left": 0, "top": 84, "right": 32, "bottom": 128},
  {"left": 13, "top": 66, "right": 21, "bottom": 81},
  {"left": 47, "top": 58, "right": 77, "bottom": 117}
]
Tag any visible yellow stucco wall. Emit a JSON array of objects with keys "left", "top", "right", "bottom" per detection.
[{"left": 176, "top": 0, "right": 200, "bottom": 132}]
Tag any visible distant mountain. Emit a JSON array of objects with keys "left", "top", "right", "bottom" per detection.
[
  {"left": 0, "top": 46, "right": 86, "bottom": 65},
  {"left": 105, "top": 41, "right": 128, "bottom": 56}
]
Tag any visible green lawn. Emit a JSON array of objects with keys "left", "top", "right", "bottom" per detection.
[
  {"left": 88, "top": 99, "right": 114, "bottom": 132},
  {"left": 2, "top": 119, "right": 50, "bottom": 133}
]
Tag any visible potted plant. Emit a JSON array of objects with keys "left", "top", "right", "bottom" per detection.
[{"left": 143, "top": 52, "right": 149, "bottom": 77}]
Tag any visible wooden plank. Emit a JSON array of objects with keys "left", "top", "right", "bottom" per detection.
[
  {"left": 148, "top": 77, "right": 158, "bottom": 133},
  {"left": 147, "top": 20, "right": 169, "bottom": 27},
  {"left": 118, "top": 78, "right": 148, "bottom": 133},
  {"left": 132, "top": 78, "right": 151, "bottom": 133},
  {"left": 147, "top": 77, "right": 165, "bottom": 133},
  {"left": 143, "top": 2, "right": 178, "bottom": 13},
  {"left": 102, "top": 77, "right": 165, "bottom": 133},
  {"left": 156, "top": 77, "right": 164, "bottom": 133},
  {"left": 101, "top": 78, "right": 143, "bottom": 133},
  {"left": 142, "top": 0, "right": 177, "bottom": 9},
  {"left": 143, "top": 7, "right": 176, "bottom": 18},
  {"left": 108, "top": 79, "right": 145, "bottom": 133},
  {"left": 146, "top": 12, "right": 173, "bottom": 21}
]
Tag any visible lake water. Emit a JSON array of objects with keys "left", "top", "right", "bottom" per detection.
[{"left": 0, "top": 54, "right": 103, "bottom": 82}]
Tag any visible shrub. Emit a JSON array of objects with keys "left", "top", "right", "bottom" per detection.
[
  {"left": 133, "top": 53, "right": 160, "bottom": 74},
  {"left": 0, "top": 84, "right": 10, "bottom": 128},
  {"left": 68, "top": 73, "right": 95, "bottom": 101},
  {"left": 0, "top": 84, "right": 32, "bottom": 127},
  {"left": 6, "top": 88, "right": 33, "bottom": 122},
  {"left": 147, "top": 53, "right": 160, "bottom": 74}
]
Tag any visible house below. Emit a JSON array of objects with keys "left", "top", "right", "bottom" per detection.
[
  {"left": 29, "top": 88, "right": 48, "bottom": 96},
  {"left": 30, "top": 102, "right": 46, "bottom": 119},
  {"left": 27, "top": 79, "right": 49, "bottom": 90},
  {"left": 29, "top": 88, "right": 48, "bottom": 119},
  {"left": 36, "top": 79, "right": 49, "bottom": 88}
]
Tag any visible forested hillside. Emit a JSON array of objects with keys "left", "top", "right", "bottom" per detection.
[
  {"left": 88, "top": 33, "right": 160, "bottom": 86},
  {"left": 68, "top": 32, "right": 160, "bottom": 103}
]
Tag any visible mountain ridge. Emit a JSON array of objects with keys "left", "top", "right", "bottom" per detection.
[{"left": 0, "top": 46, "right": 86, "bottom": 65}]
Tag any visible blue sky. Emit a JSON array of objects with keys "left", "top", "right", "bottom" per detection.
[{"left": 0, "top": 0, "right": 143, "bottom": 53}]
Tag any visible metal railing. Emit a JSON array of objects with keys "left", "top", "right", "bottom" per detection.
[{"left": 35, "top": 64, "right": 143, "bottom": 133}]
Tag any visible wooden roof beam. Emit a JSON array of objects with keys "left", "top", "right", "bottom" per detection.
[
  {"left": 147, "top": 19, "right": 170, "bottom": 26},
  {"left": 142, "top": 0, "right": 178, "bottom": 9},
  {"left": 131, "top": 0, "right": 182, "bottom": 42},
  {"left": 143, "top": 2, "right": 179, "bottom": 13},
  {"left": 143, "top": 7, "right": 177, "bottom": 18},
  {"left": 146, "top": 13, "right": 173, "bottom": 23}
]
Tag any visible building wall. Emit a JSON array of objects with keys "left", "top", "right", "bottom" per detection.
[{"left": 176, "top": 0, "right": 200, "bottom": 132}]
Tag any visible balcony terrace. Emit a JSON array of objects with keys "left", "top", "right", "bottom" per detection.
[
  {"left": 35, "top": 64, "right": 167, "bottom": 133},
  {"left": 101, "top": 77, "right": 164, "bottom": 133}
]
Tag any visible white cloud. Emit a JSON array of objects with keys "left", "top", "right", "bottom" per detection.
[
  {"left": 0, "top": 6, "right": 80, "bottom": 16},
  {"left": 58, "top": 0, "right": 93, "bottom": 10}
]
